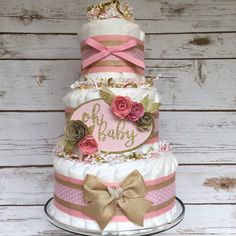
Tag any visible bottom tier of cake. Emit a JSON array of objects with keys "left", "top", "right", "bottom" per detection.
[{"left": 52, "top": 151, "right": 178, "bottom": 231}]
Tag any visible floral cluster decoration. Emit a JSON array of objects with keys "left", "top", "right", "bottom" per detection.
[
  {"left": 100, "top": 86, "right": 160, "bottom": 131},
  {"left": 87, "top": 0, "right": 133, "bottom": 21},
  {"left": 61, "top": 120, "right": 98, "bottom": 155}
]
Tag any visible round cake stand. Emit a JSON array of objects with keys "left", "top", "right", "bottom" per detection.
[{"left": 44, "top": 197, "right": 185, "bottom": 236}]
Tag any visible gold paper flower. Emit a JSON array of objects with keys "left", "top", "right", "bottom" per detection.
[
  {"left": 64, "top": 120, "right": 88, "bottom": 144},
  {"left": 136, "top": 112, "right": 153, "bottom": 131}
]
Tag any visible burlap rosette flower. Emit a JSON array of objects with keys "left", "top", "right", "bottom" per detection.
[
  {"left": 136, "top": 112, "right": 153, "bottom": 131},
  {"left": 65, "top": 120, "right": 88, "bottom": 144}
]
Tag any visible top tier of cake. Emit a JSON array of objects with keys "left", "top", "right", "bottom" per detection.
[
  {"left": 79, "top": 1, "right": 146, "bottom": 83},
  {"left": 80, "top": 18, "right": 144, "bottom": 41}
]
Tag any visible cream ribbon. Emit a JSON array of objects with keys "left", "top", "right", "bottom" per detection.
[{"left": 82, "top": 170, "right": 153, "bottom": 229}]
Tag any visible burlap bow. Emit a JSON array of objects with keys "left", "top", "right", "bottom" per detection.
[{"left": 82, "top": 170, "right": 153, "bottom": 229}]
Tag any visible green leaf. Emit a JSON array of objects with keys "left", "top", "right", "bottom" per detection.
[
  {"left": 57, "top": 138, "right": 67, "bottom": 147},
  {"left": 100, "top": 86, "right": 115, "bottom": 105},
  {"left": 141, "top": 95, "right": 149, "bottom": 112},
  {"left": 64, "top": 143, "right": 75, "bottom": 153},
  {"left": 149, "top": 102, "right": 160, "bottom": 114},
  {"left": 88, "top": 125, "right": 95, "bottom": 135}
]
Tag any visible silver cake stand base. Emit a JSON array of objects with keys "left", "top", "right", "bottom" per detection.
[{"left": 44, "top": 197, "right": 185, "bottom": 235}]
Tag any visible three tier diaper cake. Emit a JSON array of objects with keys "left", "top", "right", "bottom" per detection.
[{"left": 48, "top": 0, "right": 179, "bottom": 233}]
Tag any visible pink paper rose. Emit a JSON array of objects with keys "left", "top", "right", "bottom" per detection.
[
  {"left": 127, "top": 102, "right": 145, "bottom": 121},
  {"left": 78, "top": 135, "right": 98, "bottom": 155},
  {"left": 111, "top": 96, "right": 132, "bottom": 119}
]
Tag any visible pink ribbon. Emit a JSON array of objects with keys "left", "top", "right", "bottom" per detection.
[{"left": 82, "top": 37, "right": 145, "bottom": 69}]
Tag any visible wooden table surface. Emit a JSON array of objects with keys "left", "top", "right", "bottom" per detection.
[{"left": 0, "top": 0, "right": 236, "bottom": 235}]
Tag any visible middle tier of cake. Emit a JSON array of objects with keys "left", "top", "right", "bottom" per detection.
[{"left": 62, "top": 86, "right": 160, "bottom": 160}]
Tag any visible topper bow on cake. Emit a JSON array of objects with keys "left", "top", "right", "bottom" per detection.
[
  {"left": 82, "top": 37, "right": 145, "bottom": 69},
  {"left": 82, "top": 170, "right": 153, "bottom": 229}
]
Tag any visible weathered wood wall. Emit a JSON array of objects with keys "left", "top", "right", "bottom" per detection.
[{"left": 0, "top": 0, "right": 236, "bottom": 235}]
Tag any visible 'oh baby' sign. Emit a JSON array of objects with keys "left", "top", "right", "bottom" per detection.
[{"left": 70, "top": 99, "right": 153, "bottom": 153}]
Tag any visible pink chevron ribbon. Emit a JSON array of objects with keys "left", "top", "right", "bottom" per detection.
[{"left": 81, "top": 37, "right": 145, "bottom": 69}]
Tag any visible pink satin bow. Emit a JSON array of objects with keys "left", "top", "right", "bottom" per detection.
[{"left": 82, "top": 37, "right": 145, "bottom": 69}]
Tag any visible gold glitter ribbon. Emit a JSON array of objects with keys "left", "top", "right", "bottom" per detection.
[
  {"left": 84, "top": 60, "right": 141, "bottom": 68},
  {"left": 82, "top": 170, "right": 153, "bottom": 229}
]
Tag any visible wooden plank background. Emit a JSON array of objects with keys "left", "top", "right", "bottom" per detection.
[{"left": 0, "top": 0, "right": 236, "bottom": 235}]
